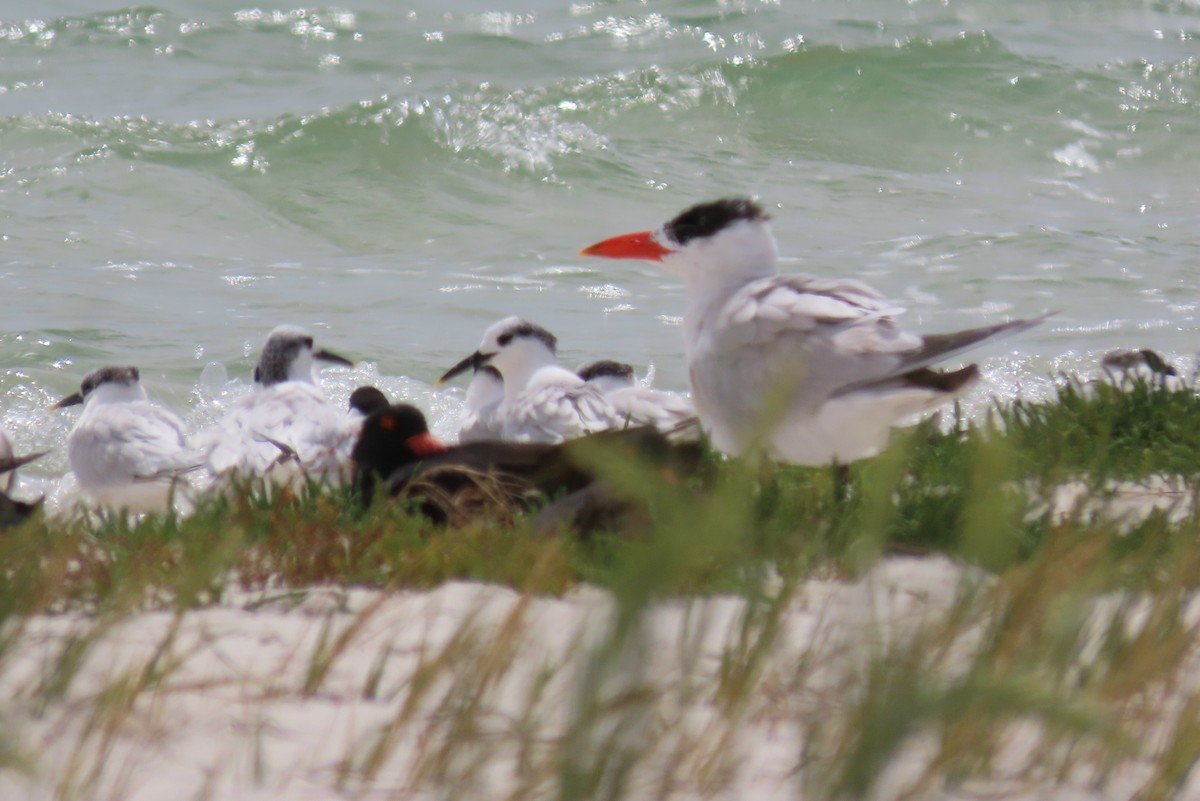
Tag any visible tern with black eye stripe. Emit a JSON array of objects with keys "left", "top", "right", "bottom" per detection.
[{"left": 439, "top": 316, "right": 623, "bottom": 444}]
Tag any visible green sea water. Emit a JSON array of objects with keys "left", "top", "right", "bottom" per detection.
[{"left": 1, "top": 1, "right": 1198, "bottom": 483}]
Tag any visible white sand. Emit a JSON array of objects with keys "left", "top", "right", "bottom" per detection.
[{"left": 1, "top": 557, "right": 1197, "bottom": 801}]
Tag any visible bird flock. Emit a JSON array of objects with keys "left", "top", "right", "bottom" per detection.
[{"left": 0, "top": 197, "right": 1045, "bottom": 528}]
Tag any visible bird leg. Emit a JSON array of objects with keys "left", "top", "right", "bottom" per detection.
[
  {"left": 255, "top": 433, "right": 312, "bottom": 483},
  {"left": 832, "top": 461, "right": 851, "bottom": 505}
]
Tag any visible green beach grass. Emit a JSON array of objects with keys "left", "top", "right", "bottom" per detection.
[{"left": 3, "top": 366, "right": 1200, "bottom": 800}]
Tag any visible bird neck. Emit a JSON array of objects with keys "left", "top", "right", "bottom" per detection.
[
  {"left": 681, "top": 241, "right": 777, "bottom": 333},
  {"left": 257, "top": 349, "right": 315, "bottom": 386},
  {"left": 465, "top": 372, "right": 504, "bottom": 412},
  {"left": 85, "top": 381, "right": 149, "bottom": 409},
  {"left": 497, "top": 343, "right": 558, "bottom": 402},
  {"left": 682, "top": 266, "right": 770, "bottom": 349}
]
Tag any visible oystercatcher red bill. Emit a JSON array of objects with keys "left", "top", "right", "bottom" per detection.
[{"left": 405, "top": 431, "right": 449, "bottom": 458}]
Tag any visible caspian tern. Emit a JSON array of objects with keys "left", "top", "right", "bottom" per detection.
[
  {"left": 438, "top": 316, "right": 623, "bottom": 444},
  {"left": 582, "top": 197, "right": 1045, "bottom": 465},
  {"left": 576, "top": 359, "right": 698, "bottom": 435},
  {"left": 52, "top": 366, "right": 199, "bottom": 513},
  {"left": 351, "top": 403, "right": 703, "bottom": 531},
  {"left": 197, "top": 325, "right": 358, "bottom": 485},
  {"left": 457, "top": 364, "right": 505, "bottom": 443}
]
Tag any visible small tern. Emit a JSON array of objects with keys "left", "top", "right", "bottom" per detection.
[
  {"left": 582, "top": 197, "right": 1046, "bottom": 465},
  {"left": 576, "top": 360, "right": 640, "bottom": 396},
  {"left": 52, "top": 366, "right": 199, "bottom": 513},
  {"left": 438, "top": 317, "right": 623, "bottom": 444},
  {"left": 577, "top": 359, "right": 697, "bottom": 435},
  {"left": 1101, "top": 348, "right": 1176, "bottom": 378},
  {"left": 197, "top": 325, "right": 358, "bottom": 485}
]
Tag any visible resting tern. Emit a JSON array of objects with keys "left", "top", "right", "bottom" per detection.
[
  {"left": 582, "top": 197, "right": 1045, "bottom": 465},
  {"left": 197, "top": 325, "right": 358, "bottom": 484},
  {"left": 438, "top": 316, "right": 623, "bottom": 444},
  {"left": 577, "top": 359, "right": 697, "bottom": 435},
  {"left": 52, "top": 366, "right": 198, "bottom": 513},
  {"left": 1101, "top": 348, "right": 1176, "bottom": 379}
]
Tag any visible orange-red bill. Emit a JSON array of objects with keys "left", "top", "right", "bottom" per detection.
[
  {"left": 405, "top": 431, "right": 450, "bottom": 458},
  {"left": 580, "top": 230, "right": 671, "bottom": 262}
]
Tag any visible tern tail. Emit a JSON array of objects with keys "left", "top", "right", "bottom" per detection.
[
  {"left": 0, "top": 450, "right": 49, "bottom": 476},
  {"left": 900, "top": 364, "right": 980, "bottom": 393},
  {"left": 831, "top": 312, "right": 1050, "bottom": 399},
  {"left": 907, "top": 312, "right": 1053, "bottom": 372}
]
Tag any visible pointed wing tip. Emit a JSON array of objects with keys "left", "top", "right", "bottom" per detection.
[{"left": 0, "top": 450, "right": 50, "bottom": 475}]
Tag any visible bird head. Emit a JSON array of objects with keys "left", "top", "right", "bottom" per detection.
[
  {"left": 581, "top": 197, "right": 777, "bottom": 283},
  {"left": 437, "top": 316, "right": 558, "bottom": 387},
  {"left": 51, "top": 365, "right": 143, "bottom": 409},
  {"left": 254, "top": 324, "right": 354, "bottom": 386}
]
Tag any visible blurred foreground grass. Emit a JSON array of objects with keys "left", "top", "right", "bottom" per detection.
[{"left": 4, "top": 369, "right": 1200, "bottom": 800}]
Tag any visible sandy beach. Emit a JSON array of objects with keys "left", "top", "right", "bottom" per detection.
[{"left": 3, "top": 555, "right": 1197, "bottom": 801}]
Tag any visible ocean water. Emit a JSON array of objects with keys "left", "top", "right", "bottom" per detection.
[{"left": 2, "top": 1, "right": 1198, "bottom": 488}]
